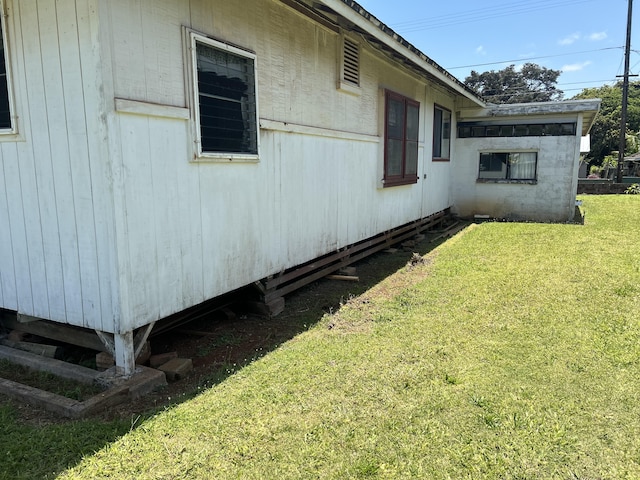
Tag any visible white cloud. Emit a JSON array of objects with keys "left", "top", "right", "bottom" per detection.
[
  {"left": 559, "top": 33, "right": 581, "bottom": 45},
  {"left": 562, "top": 61, "right": 592, "bottom": 72},
  {"left": 589, "top": 31, "right": 607, "bottom": 41},
  {"left": 476, "top": 45, "right": 486, "bottom": 55}
]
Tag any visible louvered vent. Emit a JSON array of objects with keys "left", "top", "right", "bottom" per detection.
[{"left": 343, "top": 38, "right": 359, "bottom": 86}]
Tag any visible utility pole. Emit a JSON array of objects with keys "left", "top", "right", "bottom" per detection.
[{"left": 617, "top": 0, "right": 634, "bottom": 183}]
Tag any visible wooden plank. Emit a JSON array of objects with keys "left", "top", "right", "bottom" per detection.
[
  {"left": 264, "top": 210, "right": 447, "bottom": 291},
  {"left": 0, "top": 144, "right": 17, "bottom": 309},
  {"left": 76, "top": 0, "right": 118, "bottom": 333},
  {"left": 14, "top": 1, "right": 56, "bottom": 320},
  {"left": 118, "top": 114, "right": 159, "bottom": 327},
  {"left": 1, "top": 315, "right": 106, "bottom": 352},
  {"left": 148, "top": 116, "right": 185, "bottom": 320},
  {"left": 113, "top": 331, "right": 135, "bottom": 376},
  {"left": 56, "top": 0, "right": 103, "bottom": 329},
  {"left": 0, "top": 345, "right": 98, "bottom": 384},
  {"left": 1, "top": 340, "right": 61, "bottom": 358},
  {"left": 0, "top": 377, "right": 80, "bottom": 417},
  {"left": 115, "top": 98, "right": 190, "bottom": 120},
  {"left": 325, "top": 274, "right": 359, "bottom": 282},
  {"left": 37, "top": 0, "right": 85, "bottom": 326},
  {"left": 263, "top": 211, "right": 449, "bottom": 302},
  {"left": 107, "top": 0, "right": 146, "bottom": 100}
]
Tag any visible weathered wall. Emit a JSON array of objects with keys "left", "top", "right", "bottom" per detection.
[
  {"left": 0, "top": 0, "right": 117, "bottom": 332},
  {"left": 103, "top": 0, "right": 457, "bottom": 331},
  {"left": 451, "top": 126, "right": 581, "bottom": 222},
  {"left": 577, "top": 181, "right": 629, "bottom": 194}
]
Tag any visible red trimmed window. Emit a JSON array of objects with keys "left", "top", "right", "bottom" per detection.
[{"left": 384, "top": 91, "right": 419, "bottom": 187}]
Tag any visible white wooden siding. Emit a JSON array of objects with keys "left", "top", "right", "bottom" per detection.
[
  {"left": 103, "top": 0, "right": 455, "bottom": 331},
  {"left": 1, "top": 0, "right": 456, "bottom": 335},
  {"left": 0, "top": 0, "right": 116, "bottom": 331}
]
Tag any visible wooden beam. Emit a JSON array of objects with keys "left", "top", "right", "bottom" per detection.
[{"left": 1, "top": 315, "right": 106, "bottom": 352}]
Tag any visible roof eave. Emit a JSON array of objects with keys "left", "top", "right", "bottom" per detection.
[{"left": 318, "top": 0, "right": 486, "bottom": 107}]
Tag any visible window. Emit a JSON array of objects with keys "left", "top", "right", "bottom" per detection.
[
  {"left": 190, "top": 33, "right": 258, "bottom": 159},
  {"left": 384, "top": 91, "right": 419, "bottom": 187},
  {"left": 478, "top": 152, "right": 537, "bottom": 181},
  {"left": 458, "top": 122, "right": 576, "bottom": 138},
  {"left": 433, "top": 106, "right": 451, "bottom": 161},
  {"left": 0, "top": 11, "right": 12, "bottom": 130}
]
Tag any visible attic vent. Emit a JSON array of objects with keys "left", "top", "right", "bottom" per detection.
[{"left": 342, "top": 37, "right": 360, "bottom": 86}]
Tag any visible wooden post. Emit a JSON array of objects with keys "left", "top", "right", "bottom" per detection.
[
  {"left": 113, "top": 331, "right": 136, "bottom": 377},
  {"left": 617, "top": 0, "right": 634, "bottom": 183}
]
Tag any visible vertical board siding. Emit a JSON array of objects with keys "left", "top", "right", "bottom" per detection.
[
  {"left": 37, "top": 0, "right": 85, "bottom": 325},
  {"left": 0, "top": 143, "right": 20, "bottom": 310},
  {"left": 55, "top": 0, "right": 102, "bottom": 327},
  {"left": 0, "top": 0, "right": 115, "bottom": 330},
  {"left": 2, "top": 0, "right": 454, "bottom": 334},
  {"left": 107, "top": 0, "right": 450, "bottom": 329}
]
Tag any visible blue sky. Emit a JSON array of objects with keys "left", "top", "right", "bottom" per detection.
[{"left": 357, "top": 0, "right": 636, "bottom": 98}]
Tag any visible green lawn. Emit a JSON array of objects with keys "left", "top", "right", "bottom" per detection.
[{"left": 4, "top": 195, "right": 640, "bottom": 479}]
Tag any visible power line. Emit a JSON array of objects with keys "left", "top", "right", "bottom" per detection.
[
  {"left": 446, "top": 46, "right": 624, "bottom": 70},
  {"left": 390, "top": 0, "right": 598, "bottom": 33}
]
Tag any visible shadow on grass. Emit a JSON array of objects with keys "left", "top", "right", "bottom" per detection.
[
  {"left": 152, "top": 231, "right": 451, "bottom": 398},
  {"left": 0, "top": 231, "right": 452, "bottom": 479}
]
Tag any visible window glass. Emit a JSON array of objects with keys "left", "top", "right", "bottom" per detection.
[
  {"left": 386, "top": 139, "right": 403, "bottom": 176},
  {"left": 195, "top": 39, "right": 258, "bottom": 155},
  {"left": 527, "top": 124, "right": 544, "bottom": 136},
  {"left": 405, "top": 141, "right": 418, "bottom": 175},
  {"left": 509, "top": 152, "right": 537, "bottom": 179},
  {"left": 499, "top": 125, "right": 514, "bottom": 137},
  {"left": 478, "top": 152, "right": 537, "bottom": 180},
  {"left": 457, "top": 122, "right": 576, "bottom": 138},
  {"left": 458, "top": 125, "right": 471, "bottom": 138},
  {"left": 514, "top": 125, "right": 528, "bottom": 136},
  {"left": 471, "top": 126, "right": 485, "bottom": 137},
  {"left": 486, "top": 125, "right": 499, "bottom": 137},
  {"left": 0, "top": 18, "right": 12, "bottom": 129},
  {"left": 433, "top": 106, "right": 451, "bottom": 160},
  {"left": 386, "top": 97, "right": 405, "bottom": 139},
  {"left": 384, "top": 91, "right": 419, "bottom": 186}
]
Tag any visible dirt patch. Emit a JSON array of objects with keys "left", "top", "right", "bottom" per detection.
[{"left": 0, "top": 228, "right": 459, "bottom": 424}]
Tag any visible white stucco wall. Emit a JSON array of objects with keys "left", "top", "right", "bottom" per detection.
[{"left": 451, "top": 126, "right": 581, "bottom": 222}]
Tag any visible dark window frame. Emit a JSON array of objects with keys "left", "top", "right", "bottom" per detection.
[
  {"left": 383, "top": 90, "right": 419, "bottom": 187},
  {"left": 433, "top": 105, "right": 451, "bottom": 162},
  {"left": 0, "top": 11, "right": 13, "bottom": 131},
  {"left": 190, "top": 33, "right": 259, "bottom": 161},
  {"left": 478, "top": 151, "right": 538, "bottom": 182},
  {"left": 458, "top": 122, "right": 577, "bottom": 138}
]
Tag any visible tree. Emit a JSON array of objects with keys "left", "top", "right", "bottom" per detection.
[
  {"left": 573, "top": 81, "right": 640, "bottom": 166},
  {"left": 464, "top": 63, "right": 563, "bottom": 104}
]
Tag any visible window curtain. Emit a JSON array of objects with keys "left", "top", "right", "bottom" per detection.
[{"left": 509, "top": 152, "right": 536, "bottom": 179}]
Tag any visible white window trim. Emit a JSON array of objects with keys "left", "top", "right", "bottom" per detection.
[
  {"left": 188, "top": 31, "right": 260, "bottom": 163},
  {"left": 0, "top": 1, "right": 17, "bottom": 137}
]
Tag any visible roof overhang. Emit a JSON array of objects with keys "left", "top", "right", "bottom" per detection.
[
  {"left": 291, "top": 0, "right": 486, "bottom": 108},
  {"left": 457, "top": 99, "right": 602, "bottom": 136},
  {"left": 281, "top": 0, "right": 602, "bottom": 125}
]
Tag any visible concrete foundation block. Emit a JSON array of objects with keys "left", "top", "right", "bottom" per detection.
[
  {"left": 158, "top": 358, "right": 193, "bottom": 382},
  {"left": 149, "top": 351, "right": 178, "bottom": 369}
]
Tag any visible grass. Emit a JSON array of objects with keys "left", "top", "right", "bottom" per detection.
[
  {"left": 3, "top": 195, "right": 640, "bottom": 479},
  {"left": 0, "top": 360, "right": 104, "bottom": 401}
]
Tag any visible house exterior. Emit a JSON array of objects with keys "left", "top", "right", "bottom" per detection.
[
  {"left": 0, "top": 0, "right": 599, "bottom": 375},
  {"left": 453, "top": 100, "right": 600, "bottom": 221}
]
